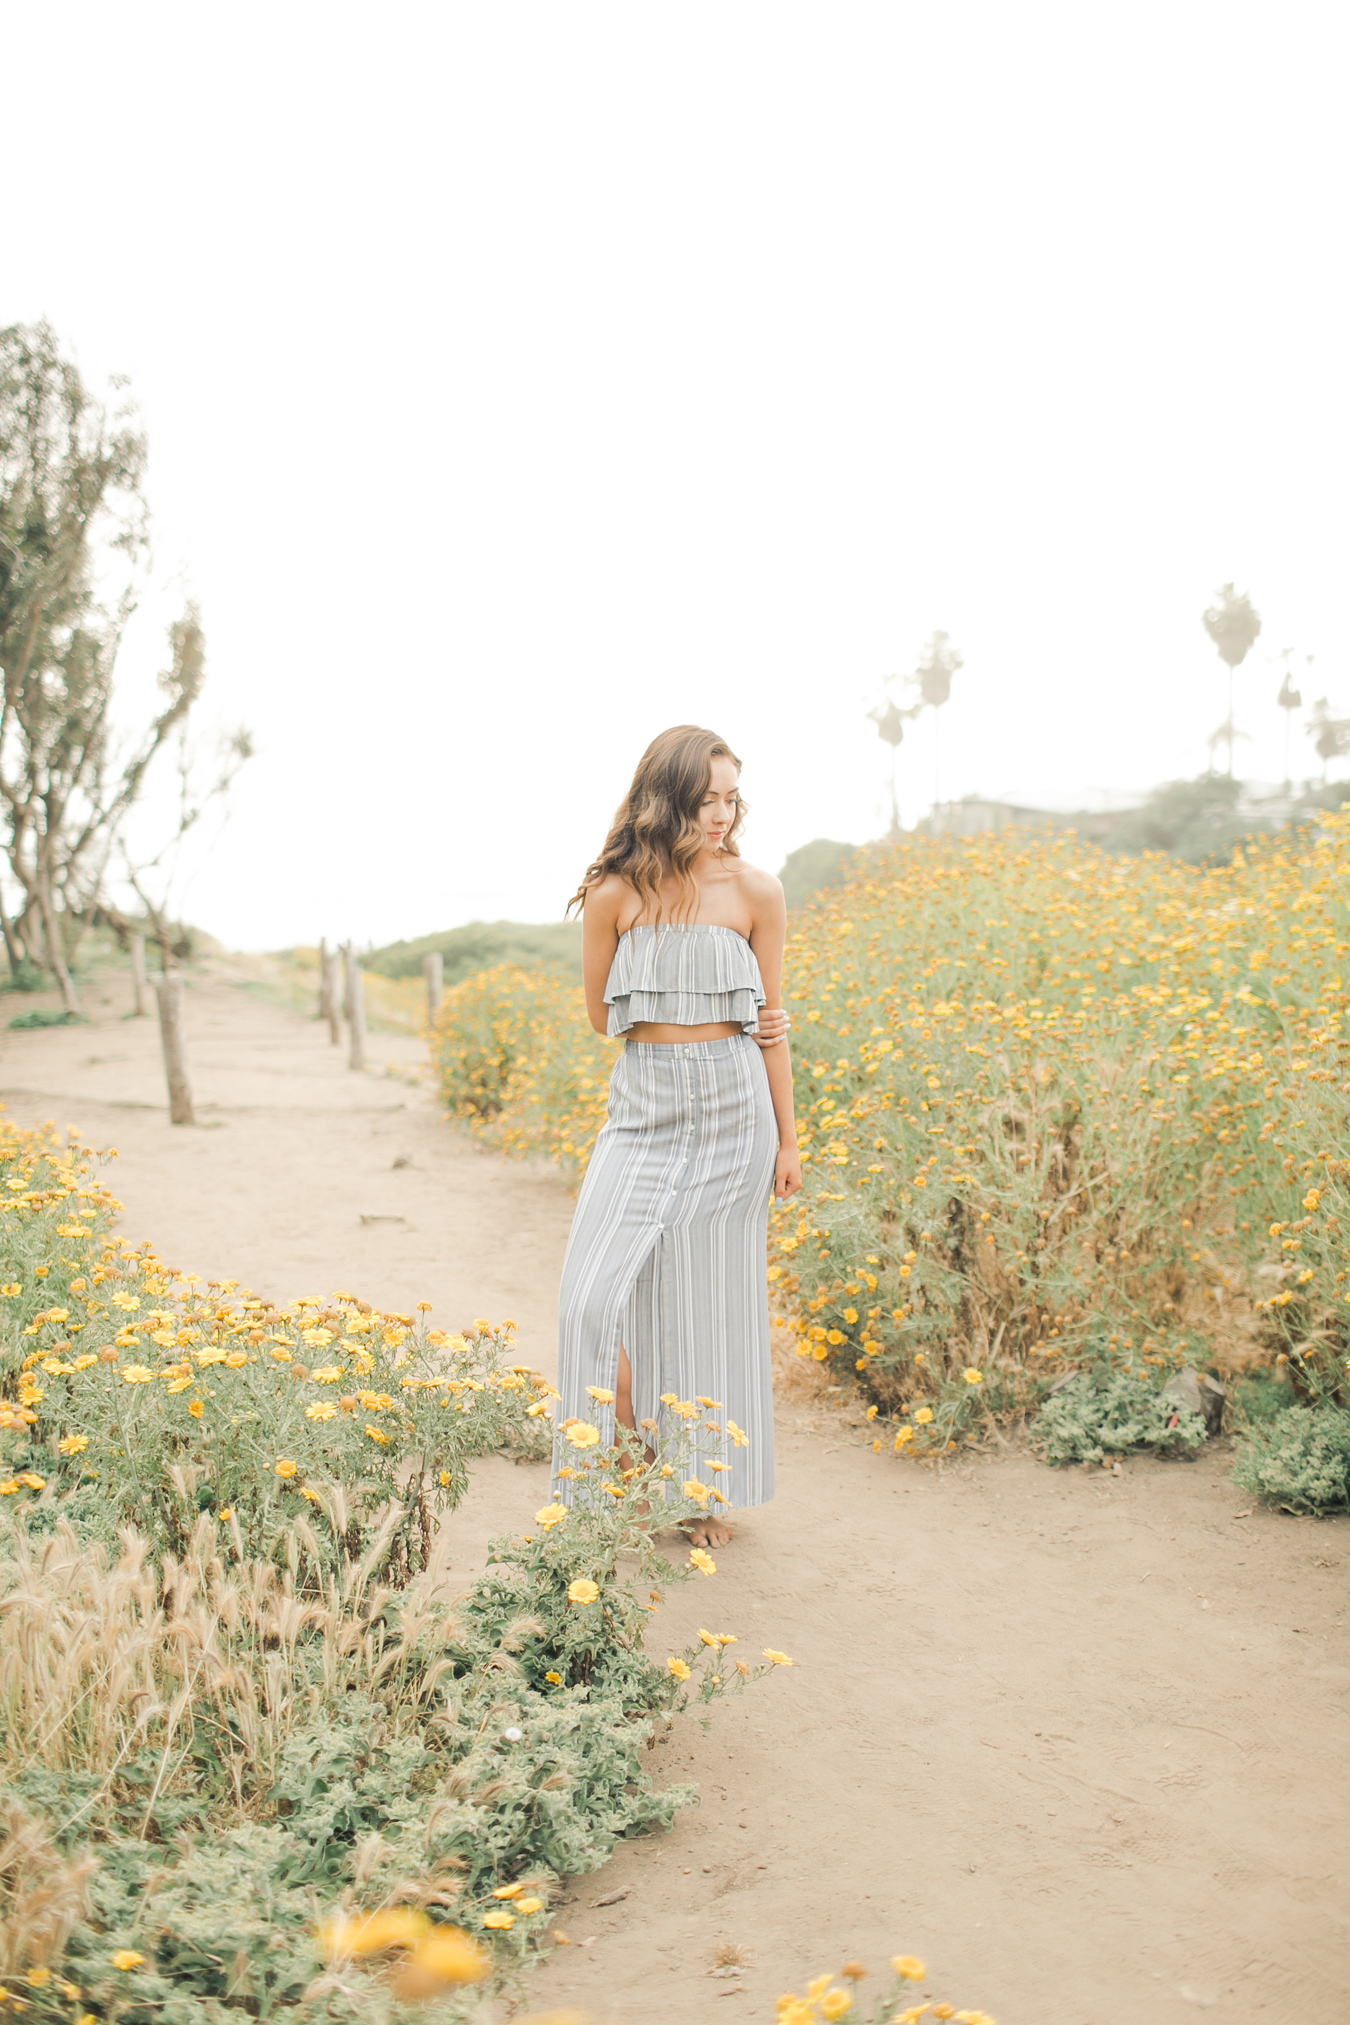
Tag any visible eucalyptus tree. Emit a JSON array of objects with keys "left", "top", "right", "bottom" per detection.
[
  {"left": 1202, "top": 584, "right": 1261, "bottom": 777},
  {"left": 0, "top": 323, "right": 243, "bottom": 1008}
]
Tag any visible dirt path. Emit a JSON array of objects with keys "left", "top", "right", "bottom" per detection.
[{"left": 3, "top": 972, "right": 1347, "bottom": 2024}]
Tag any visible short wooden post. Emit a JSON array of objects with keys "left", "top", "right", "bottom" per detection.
[
  {"left": 130, "top": 934, "right": 151, "bottom": 1017},
  {"left": 154, "top": 975, "right": 196, "bottom": 1125},
  {"left": 318, "top": 937, "right": 332, "bottom": 1023},
  {"left": 322, "top": 945, "right": 343, "bottom": 1046},
  {"left": 424, "top": 951, "right": 443, "bottom": 1027},
  {"left": 344, "top": 944, "right": 367, "bottom": 1072}
]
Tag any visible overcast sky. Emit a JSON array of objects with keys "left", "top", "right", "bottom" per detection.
[{"left": 6, "top": 2, "right": 1348, "bottom": 948}]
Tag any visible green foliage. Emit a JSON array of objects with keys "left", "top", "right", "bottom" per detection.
[
  {"left": 778, "top": 839, "right": 858, "bottom": 911},
  {"left": 1035, "top": 1370, "right": 1208, "bottom": 1466},
  {"left": 366, "top": 921, "right": 582, "bottom": 986},
  {"left": 7, "top": 1007, "right": 88, "bottom": 1028},
  {"left": 1232, "top": 1403, "right": 1350, "bottom": 1513}
]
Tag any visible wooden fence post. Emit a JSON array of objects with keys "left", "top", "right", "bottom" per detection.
[
  {"left": 130, "top": 934, "right": 151, "bottom": 1017},
  {"left": 154, "top": 975, "right": 196, "bottom": 1125},
  {"left": 344, "top": 944, "right": 367, "bottom": 1072},
  {"left": 424, "top": 951, "right": 443, "bottom": 1028},
  {"left": 322, "top": 944, "right": 343, "bottom": 1045}
]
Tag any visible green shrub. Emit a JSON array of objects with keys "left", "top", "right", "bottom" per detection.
[
  {"left": 1232, "top": 1403, "right": 1350, "bottom": 1513},
  {"left": 1035, "top": 1370, "right": 1209, "bottom": 1465}
]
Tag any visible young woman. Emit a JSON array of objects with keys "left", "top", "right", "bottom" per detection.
[{"left": 554, "top": 725, "right": 802, "bottom": 1549}]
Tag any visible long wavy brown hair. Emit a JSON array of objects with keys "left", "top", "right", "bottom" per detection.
[{"left": 568, "top": 725, "right": 746, "bottom": 921}]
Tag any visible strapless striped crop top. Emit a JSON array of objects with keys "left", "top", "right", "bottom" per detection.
[{"left": 604, "top": 923, "right": 767, "bottom": 1038}]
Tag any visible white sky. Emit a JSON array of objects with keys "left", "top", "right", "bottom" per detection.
[{"left": 6, "top": 2, "right": 1348, "bottom": 948}]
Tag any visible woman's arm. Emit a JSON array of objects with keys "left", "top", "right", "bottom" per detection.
[
  {"left": 580, "top": 878, "right": 623, "bottom": 1037},
  {"left": 747, "top": 874, "right": 803, "bottom": 1201}
]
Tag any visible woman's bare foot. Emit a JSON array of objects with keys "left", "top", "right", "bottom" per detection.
[{"left": 682, "top": 1513, "right": 734, "bottom": 1549}]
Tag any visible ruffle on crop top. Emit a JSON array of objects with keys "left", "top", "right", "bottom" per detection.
[{"left": 604, "top": 923, "right": 767, "bottom": 1038}]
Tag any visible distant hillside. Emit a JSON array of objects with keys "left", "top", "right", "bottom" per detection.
[
  {"left": 778, "top": 838, "right": 859, "bottom": 909},
  {"left": 364, "top": 919, "right": 583, "bottom": 985}
]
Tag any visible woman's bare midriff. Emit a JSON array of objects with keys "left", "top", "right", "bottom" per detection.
[{"left": 625, "top": 1020, "right": 744, "bottom": 1044}]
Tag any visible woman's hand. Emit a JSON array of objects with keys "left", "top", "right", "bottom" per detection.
[
  {"left": 753, "top": 1007, "right": 791, "bottom": 1049},
  {"left": 774, "top": 1145, "right": 803, "bottom": 1200}
]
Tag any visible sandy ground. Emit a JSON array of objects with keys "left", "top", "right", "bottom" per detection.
[{"left": 3, "top": 969, "right": 1348, "bottom": 2025}]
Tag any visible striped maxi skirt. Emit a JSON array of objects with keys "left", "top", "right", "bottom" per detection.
[{"left": 553, "top": 1033, "right": 778, "bottom": 1509}]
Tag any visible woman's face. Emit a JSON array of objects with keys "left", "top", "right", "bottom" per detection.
[{"left": 698, "top": 755, "right": 742, "bottom": 850}]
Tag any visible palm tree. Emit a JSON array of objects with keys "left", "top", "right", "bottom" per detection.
[
  {"left": 867, "top": 696, "right": 912, "bottom": 837},
  {"left": 1202, "top": 585, "right": 1262, "bottom": 775},
  {"left": 911, "top": 631, "right": 963, "bottom": 812},
  {"left": 1274, "top": 650, "right": 1308, "bottom": 790}
]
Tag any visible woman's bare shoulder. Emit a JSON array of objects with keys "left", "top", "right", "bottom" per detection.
[
  {"left": 733, "top": 858, "right": 786, "bottom": 907},
  {"left": 583, "top": 873, "right": 631, "bottom": 921}
]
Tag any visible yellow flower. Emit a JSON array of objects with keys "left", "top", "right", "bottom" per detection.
[
  {"left": 120, "top": 1364, "right": 155, "bottom": 1384},
  {"left": 166, "top": 1376, "right": 194, "bottom": 1394},
  {"left": 481, "top": 1909, "right": 514, "bottom": 1930},
  {"left": 535, "top": 1503, "right": 568, "bottom": 1530},
  {"left": 224, "top": 1350, "right": 248, "bottom": 1368},
  {"left": 667, "top": 1657, "right": 691, "bottom": 1681},
  {"left": 826, "top": 1329, "right": 845, "bottom": 1345},
  {"left": 188, "top": 1400, "right": 205, "bottom": 1418},
  {"left": 962, "top": 1367, "right": 983, "bottom": 1385},
  {"left": 389, "top": 1928, "right": 489, "bottom": 1996},
  {"left": 58, "top": 1434, "right": 90, "bottom": 1455},
  {"left": 695, "top": 1395, "right": 723, "bottom": 1408},
  {"left": 822, "top": 1992, "right": 853, "bottom": 2019},
  {"left": 274, "top": 1458, "right": 299, "bottom": 1478},
  {"left": 16, "top": 1471, "right": 45, "bottom": 1490},
  {"left": 915, "top": 1407, "right": 934, "bottom": 1425},
  {"left": 515, "top": 1896, "right": 544, "bottom": 1915},
  {"left": 320, "top": 1908, "right": 430, "bottom": 1958},
  {"left": 366, "top": 1424, "right": 393, "bottom": 1444},
  {"left": 564, "top": 1421, "right": 601, "bottom": 1449},
  {"left": 843, "top": 1308, "right": 859, "bottom": 1325},
  {"left": 893, "top": 1956, "right": 927, "bottom": 1982},
  {"left": 0, "top": 1283, "right": 19, "bottom": 1297},
  {"left": 110, "top": 1951, "right": 145, "bottom": 1971},
  {"left": 305, "top": 1402, "right": 337, "bottom": 1421},
  {"left": 682, "top": 1478, "right": 710, "bottom": 1504},
  {"left": 311, "top": 1365, "right": 342, "bottom": 1383},
  {"left": 762, "top": 1648, "right": 793, "bottom": 1666},
  {"left": 726, "top": 1420, "right": 749, "bottom": 1447},
  {"left": 545, "top": 1670, "right": 562, "bottom": 1685},
  {"left": 302, "top": 1328, "right": 334, "bottom": 1347},
  {"left": 219, "top": 1508, "right": 234, "bottom": 1521},
  {"left": 688, "top": 1548, "right": 716, "bottom": 1575},
  {"left": 567, "top": 1578, "right": 600, "bottom": 1604},
  {"left": 0, "top": 1479, "right": 19, "bottom": 1495},
  {"left": 586, "top": 1385, "right": 615, "bottom": 1403},
  {"left": 699, "top": 1629, "right": 737, "bottom": 1647},
  {"left": 493, "top": 1884, "right": 524, "bottom": 1898}
]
